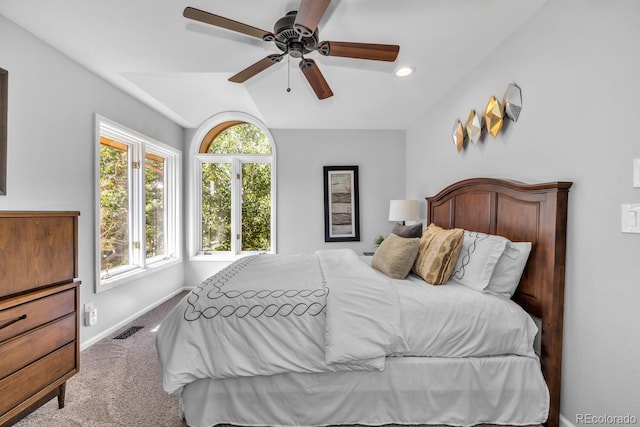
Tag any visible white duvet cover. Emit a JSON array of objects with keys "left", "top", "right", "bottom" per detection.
[
  {"left": 390, "top": 272, "right": 538, "bottom": 358},
  {"left": 156, "top": 248, "right": 538, "bottom": 396}
]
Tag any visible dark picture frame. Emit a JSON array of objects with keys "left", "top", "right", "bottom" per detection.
[
  {"left": 0, "top": 68, "right": 7, "bottom": 196},
  {"left": 323, "top": 165, "right": 360, "bottom": 242}
]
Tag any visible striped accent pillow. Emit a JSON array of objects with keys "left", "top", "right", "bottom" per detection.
[{"left": 413, "top": 223, "right": 464, "bottom": 285}]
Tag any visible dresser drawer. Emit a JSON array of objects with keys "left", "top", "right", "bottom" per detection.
[
  {"left": 0, "top": 288, "right": 75, "bottom": 343},
  {"left": 0, "top": 342, "right": 76, "bottom": 416},
  {"left": 0, "top": 314, "right": 76, "bottom": 380},
  {"left": 0, "top": 214, "right": 78, "bottom": 298}
]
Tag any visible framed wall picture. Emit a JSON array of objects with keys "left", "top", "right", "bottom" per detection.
[
  {"left": 323, "top": 165, "right": 360, "bottom": 242},
  {"left": 0, "top": 67, "right": 7, "bottom": 195}
]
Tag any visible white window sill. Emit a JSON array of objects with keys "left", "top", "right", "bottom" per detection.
[
  {"left": 97, "top": 257, "right": 182, "bottom": 293},
  {"left": 189, "top": 251, "right": 271, "bottom": 262}
]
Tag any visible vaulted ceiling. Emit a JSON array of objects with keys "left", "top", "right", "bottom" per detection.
[{"left": 0, "top": 0, "right": 547, "bottom": 129}]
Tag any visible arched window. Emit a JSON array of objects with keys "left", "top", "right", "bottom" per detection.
[{"left": 191, "top": 114, "right": 276, "bottom": 257}]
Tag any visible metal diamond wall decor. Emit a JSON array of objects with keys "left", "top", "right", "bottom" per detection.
[
  {"left": 452, "top": 119, "right": 465, "bottom": 152},
  {"left": 452, "top": 83, "right": 522, "bottom": 152},
  {"left": 503, "top": 82, "right": 522, "bottom": 122},
  {"left": 484, "top": 96, "right": 504, "bottom": 138},
  {"left": 465, "top": 109, "right": 482, "bottom": 143}
]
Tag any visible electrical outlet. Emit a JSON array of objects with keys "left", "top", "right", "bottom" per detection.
[
  {"left": 84, "top": 302, "right": 98, "bottom": 326},
  {"left": 633, "top": 158, "right": 640, "bottom": 188},
  {"left": 621, "top": 204, "right": 640, "bottom": 233}
]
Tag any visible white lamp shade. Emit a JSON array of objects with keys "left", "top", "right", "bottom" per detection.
[{"left": 388, "top": 199, "right": 420, "bottom": 222}]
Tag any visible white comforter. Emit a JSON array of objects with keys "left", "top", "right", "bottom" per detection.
[
  {"left": 156, "top": 249, "right": 407, "bottom": 394},
  {"left": 156, "top": 248, "right": 538, "bottom": 395}
]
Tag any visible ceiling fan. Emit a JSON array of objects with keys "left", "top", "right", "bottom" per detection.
[{"left": 183, "top": 0, "right": 400, "bottom": 100}]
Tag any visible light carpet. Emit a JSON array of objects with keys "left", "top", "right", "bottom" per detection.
[
  {"left": 14, "top": 292, "right": 187, "bottom": 427},
  {"left": 13, "top": 290, "right": 543, "bottom": 427}
]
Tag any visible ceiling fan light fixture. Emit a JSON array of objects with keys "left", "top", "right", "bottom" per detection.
[
  {"left": 184, "top": 1, "right": 400, "bottom": 100},
  {"left": 395, "top": 66, "right": 414, "bottom": 78}
]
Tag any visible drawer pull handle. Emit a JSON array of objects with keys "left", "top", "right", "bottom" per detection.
[{"left": 0, "top": 314, "right": 27, "bottom": 330}]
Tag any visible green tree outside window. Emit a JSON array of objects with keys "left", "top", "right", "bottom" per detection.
[{"left": 201, "top": 123, "right": 272, "bottom": 253}]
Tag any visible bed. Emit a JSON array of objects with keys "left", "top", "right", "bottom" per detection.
[{"left": 156, "top": 178, "right": 571, "bottom": 427}]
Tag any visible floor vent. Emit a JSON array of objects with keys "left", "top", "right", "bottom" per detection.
[{"left": 113, "top": 326, "right": 144, "bottom": 340}]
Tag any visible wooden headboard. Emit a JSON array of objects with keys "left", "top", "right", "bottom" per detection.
[{"left": 427, "top": 178, "right": 571, "bottom": 427}]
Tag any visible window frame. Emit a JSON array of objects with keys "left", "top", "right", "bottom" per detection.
[
  {"left": 189, "top": 112, "right": 276, "bottom": 261},
  {"left": 95, "top": 115, "right": 182, "bottom": 292}
]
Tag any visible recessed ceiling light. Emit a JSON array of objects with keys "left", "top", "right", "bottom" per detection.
[{"left": 395, "top": 66, "right": 414, "bottom": 78}]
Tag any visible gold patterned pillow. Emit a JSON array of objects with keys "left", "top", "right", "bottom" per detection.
[
  {"left": 371, "top": 233, "right": 420, "bottom": 279},
  {"left": 413, "top": 223, "right": 464, "bottom": 285}
]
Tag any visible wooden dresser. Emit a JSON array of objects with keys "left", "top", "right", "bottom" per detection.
[{"left": 0, "top": 211, "right": 80, "bottom": 426}]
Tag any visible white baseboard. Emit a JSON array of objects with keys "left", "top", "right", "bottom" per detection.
[
  {"left": 560, "top": 414, "right": 575, "bottom": 427},
  {"left": 80, "top": 286, "right": 192, "bottom": 351}
]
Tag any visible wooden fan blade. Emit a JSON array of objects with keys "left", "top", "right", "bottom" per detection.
[
  {"left": 229, "top": 54, "right": 284, "bottom": 83},
  {"left": 184, "top": 7, "right": 272, "bottom": 40},
  {"left": 294, "top": 0, "right": 331, "bottom": 37},
  {"left": 299, "top": 59, "right": 333, "bottom": 100},
  {"left": 318, "top": 41, "right": 399, "bottom": 62}
]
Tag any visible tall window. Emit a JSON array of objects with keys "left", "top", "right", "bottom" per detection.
[
  {"left": 97, "top": 116, "right": 181, "bottom": 291},
  {"left": 99, "top": 137, "right": 131, "bottom": 270},
  {"left": 194, "top": 119, "right": 275, "bottom": 257}
]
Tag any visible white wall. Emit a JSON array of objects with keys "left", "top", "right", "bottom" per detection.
[
  {"left": 405, "top": 0, "right": 640, "bottom": 421},
  {"left": 274, "top": 129, "right": 405, "bottom": 254},
  {"left": 0, "top": 15, "right": 185, "bottom": 345},
  {"left": 184, "top": 128, "right": 406, "bottom": 285}
]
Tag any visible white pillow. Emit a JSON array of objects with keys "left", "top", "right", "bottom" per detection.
[
  {"left": 486, "top": 241, "right": 532, "bottom": 297},
  {"left": 448, "top": 230, "right": 508, "bottom": 292}
]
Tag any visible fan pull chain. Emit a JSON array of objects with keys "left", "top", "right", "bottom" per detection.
[{"left": 286, "top": 55, "right": 291, "bottom": 93}]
